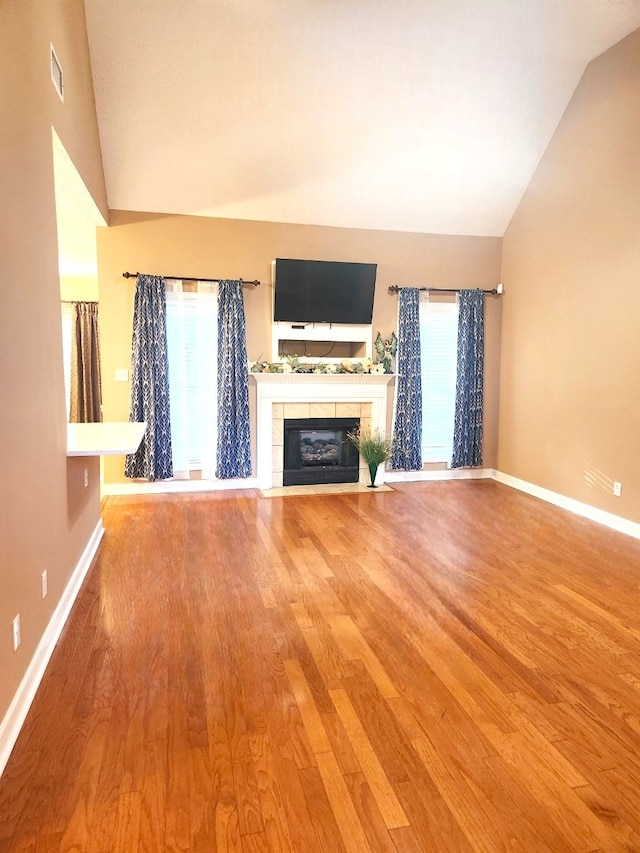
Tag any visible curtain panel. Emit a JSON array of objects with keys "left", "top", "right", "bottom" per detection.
[
  {"left": 69, "top": 301, "right": 103, "bottom": 423},
  {"left": 390, "top": 287, "right": 423, "bottom": 471},
  {"left": 451, "top": 288, "right": 484, "bottom": 468},
  {"left": 216, "top": 280, "right": 251, "bottom": 479},
  {"left": 124, "top": 275, "right": 174, "bottom": 481}
]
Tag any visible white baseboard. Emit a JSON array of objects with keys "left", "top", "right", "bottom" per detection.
[
  {"left": 493, "top": 470, "right": 640, "bottom": 541},
  {"left": 386, "top": 467, "right": 495, "bottom": 483},
  {"left": 0, "top": 519, "right": 104, "bottom": 779},
  {"left": 101, "top": 477, "right": 259, "bottom": 496}
]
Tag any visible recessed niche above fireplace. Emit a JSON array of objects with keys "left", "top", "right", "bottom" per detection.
[
  {"left": 272, "top": 322, "right": 372, "bottom": 362},
  {"left": 283, "top": 417, "right": 360, "bottom": 486}
]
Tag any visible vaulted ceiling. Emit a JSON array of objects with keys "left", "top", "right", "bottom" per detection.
[{"left": 84, "top": 0, "right": 640, "bottom": 236}]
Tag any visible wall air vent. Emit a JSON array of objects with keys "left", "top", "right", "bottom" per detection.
[{"left": 50, "top": 43, "right": 64, "bottom": 102}]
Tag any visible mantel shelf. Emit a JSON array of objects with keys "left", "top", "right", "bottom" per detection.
[
  {"left": 250, "top": 373, "right": 395, "bottom": 385},
  {"left": 67, "top": 422, "right": 146, "bottom": 457}
]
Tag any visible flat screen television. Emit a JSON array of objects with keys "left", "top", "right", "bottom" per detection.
[{"left": 273, "top": 258, "right": 377, "bottom": 325}]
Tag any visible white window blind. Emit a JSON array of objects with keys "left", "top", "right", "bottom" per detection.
[
  {"left": 419, "top": 299, "right": 459, "bottom": 464},
  {"left": 165, "top": 281, "right": 218, "bottom": 479}
]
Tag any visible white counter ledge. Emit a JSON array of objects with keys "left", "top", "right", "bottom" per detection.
[{"left": 66, "top": 422, "right": 146, "bottom": 457}]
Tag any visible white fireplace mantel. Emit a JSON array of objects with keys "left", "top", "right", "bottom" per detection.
[{"left": 251, "top": 372, "right": 395, "bottom": 490}]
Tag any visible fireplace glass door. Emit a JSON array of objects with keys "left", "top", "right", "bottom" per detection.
[{"left": 283, "top": 417, "right": 360, "bottom": 486}]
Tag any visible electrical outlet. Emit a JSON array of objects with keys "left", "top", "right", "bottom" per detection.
[
  {"left": 115, "top": 368, "right": 129, "bottom": 382},
  {"left": 84, "top": 467, "right": 89, "bottom": 488},
  {"left": 12, "top": 615, "right": 20, "bottom": 651},
  {"left": 613, "top": 481, "right": 622, "bottom": 497},
  {"left": 41, "top": 569, "right": 48, "bottom": 599}
]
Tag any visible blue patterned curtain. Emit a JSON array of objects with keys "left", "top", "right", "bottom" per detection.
[
  {"left": 390, "top": 287, "right": 423, "bottom": 470},
  {"left": 216, "top": 280, "right": 252, "bottom": 479},
  {"left": 451, "top": 289, "right": 484, "bottom": 468},
  {"left": 124, "top": 275, "right": 173, "bottom": 481}
]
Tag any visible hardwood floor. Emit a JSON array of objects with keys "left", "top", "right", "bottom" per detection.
[{"left": 2, "top": 480, "right": 640, "bottom": 851}]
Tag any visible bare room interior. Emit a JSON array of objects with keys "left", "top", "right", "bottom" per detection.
[{"left": 2, "top": 1, "right": 640, "bottom": 850}]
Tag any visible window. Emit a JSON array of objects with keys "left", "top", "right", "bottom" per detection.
[
  {"left": 50, "top": 43, "right": 64, "bottom": 102},
  {"left": 419, "top": 299, "right": 458, "bottom": 463},
  {"left": 165, "top": 281, "right": 218, "bottom": 478}
]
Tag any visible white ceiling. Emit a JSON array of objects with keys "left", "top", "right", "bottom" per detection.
[{"left": 84, "top": 0, "right": 640, "bottom": 237}]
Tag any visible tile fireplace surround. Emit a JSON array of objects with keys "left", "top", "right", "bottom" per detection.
[{"left": 251, "top": 373, "right": 395, "bottom": 490}]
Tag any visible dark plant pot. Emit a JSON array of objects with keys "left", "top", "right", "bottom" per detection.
[{"left": 367, "top": 462, "right": 379, "bottom": 488}]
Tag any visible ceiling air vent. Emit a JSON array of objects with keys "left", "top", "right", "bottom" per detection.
[{"left": 50, "top": 43, "right": 64, "bottom": 102}]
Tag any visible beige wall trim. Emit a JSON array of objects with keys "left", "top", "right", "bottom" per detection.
[
  {"left": 0, "top": 520, "right": 105, "bottom": 780},
  {"left": 493, "top": 471, "right": 640, "bottom": 542},
  {"left": 386, "top": 468, "right": 495, "bottom": 483},
  {"left": 101, "top": 478, "right": 260, "bottom": 496}
]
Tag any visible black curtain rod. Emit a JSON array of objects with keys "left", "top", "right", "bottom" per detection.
[
  {"left": 122, "top": 271, "right": 260, "bottom": 286},
  {"left": 388, "top": 284, "right": 503, "bottom": 295}
]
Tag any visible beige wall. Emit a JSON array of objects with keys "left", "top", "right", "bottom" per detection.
[
  {"left": 499, "top": 29, "right": 640, "bottom": 522},
  {"left": 0, "top": 2, "right": 106, "bottom": 722},
  {"left": 60, "top": 276, "right": 99, "bottom": 302},
  {"left": 97, "top": 212, "right": 502, "bottom": 483}
]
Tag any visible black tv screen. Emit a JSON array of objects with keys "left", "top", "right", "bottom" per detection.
[{"left": 274, "top": 258, "right": 377, "bottom": 325}]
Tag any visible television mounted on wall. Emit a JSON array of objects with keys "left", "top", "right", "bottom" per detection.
[{"left": 273, "top": 258, "right": 377, "bottom": 325}]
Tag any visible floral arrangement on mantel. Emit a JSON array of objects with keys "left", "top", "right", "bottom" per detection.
[{"left": 248, "top": 355, "right": 387, "bottom": 375}]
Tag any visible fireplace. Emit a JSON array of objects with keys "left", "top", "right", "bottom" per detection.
[
  {"left": 283, "top": 417, "right": 360, "bottom": 486},
  {"left": 250, "top": 373, "right": 394, "bottom": 490}
]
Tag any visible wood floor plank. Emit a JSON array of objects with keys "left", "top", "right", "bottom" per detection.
[
  {"left": 258, "top": 637, "right": 317, "bottom": 773},
  {"left": 249, "top": 729, "right": 320, "bottom": 853},
  {"left": 483, "top": 750, "right": 621, "bottom": 852},
  {"left": 314, "top": 750, "right": 372, "bottom": 853},
  {"left": 247, "top": 731, "right": 296, "bottom": 853},
  {"left": 0, "top": 750, "right": 40, "bottom": 847},
  {"left": 329, "top": 688, "right": 409, "bottom": 829},
  {"left": 283, "top": 659, "right": 332, "bottom": 755},
  {"left": 187, "top": 746, "right": 217, "bottom": 851},
  {"left": 320, "top": 711, "right": 361, "bottom": 777},
  {"left": 411, "top": 733, "right": 527, "bottom": 853},
  {"left": 212, "top": 801, "right": 241, "bottom": 853},
  {"left": 300, "top": 621, "right": 353, "bottom": 689},
  {"left": 259, "top": 587, "right": 278, "bottom": 609},
  {"left": 573, "top": 779, "right": 640, "bottom": 850},
  {"left": 297, "top": 765, "right": 346, "bottom": 853},
  {"left": 344, "top": 771, "right": 399, "bottom": 853},
  {"left": 3, "top": 483, "right": 640, "bottom": 850},
  {"left": 328, "top": 614, "right": 399, "bottom": 699},
  {"left": 113, "top": 790, "right": 142, "bottom": 851},
  {"left": 392, "top": 777, "right": 475, "bottom": 853},
  {"left": 339, "top": 668, "right": 414, "bottom": 784},
  {"left": 137, "top": 739, "right": 166, "bottom": 853},
  {"left": 240, "top": 830, "right": 270, "bottom": 853},
  {"left": 32, "top": 833, "right": 64, "bottom": 852}
]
